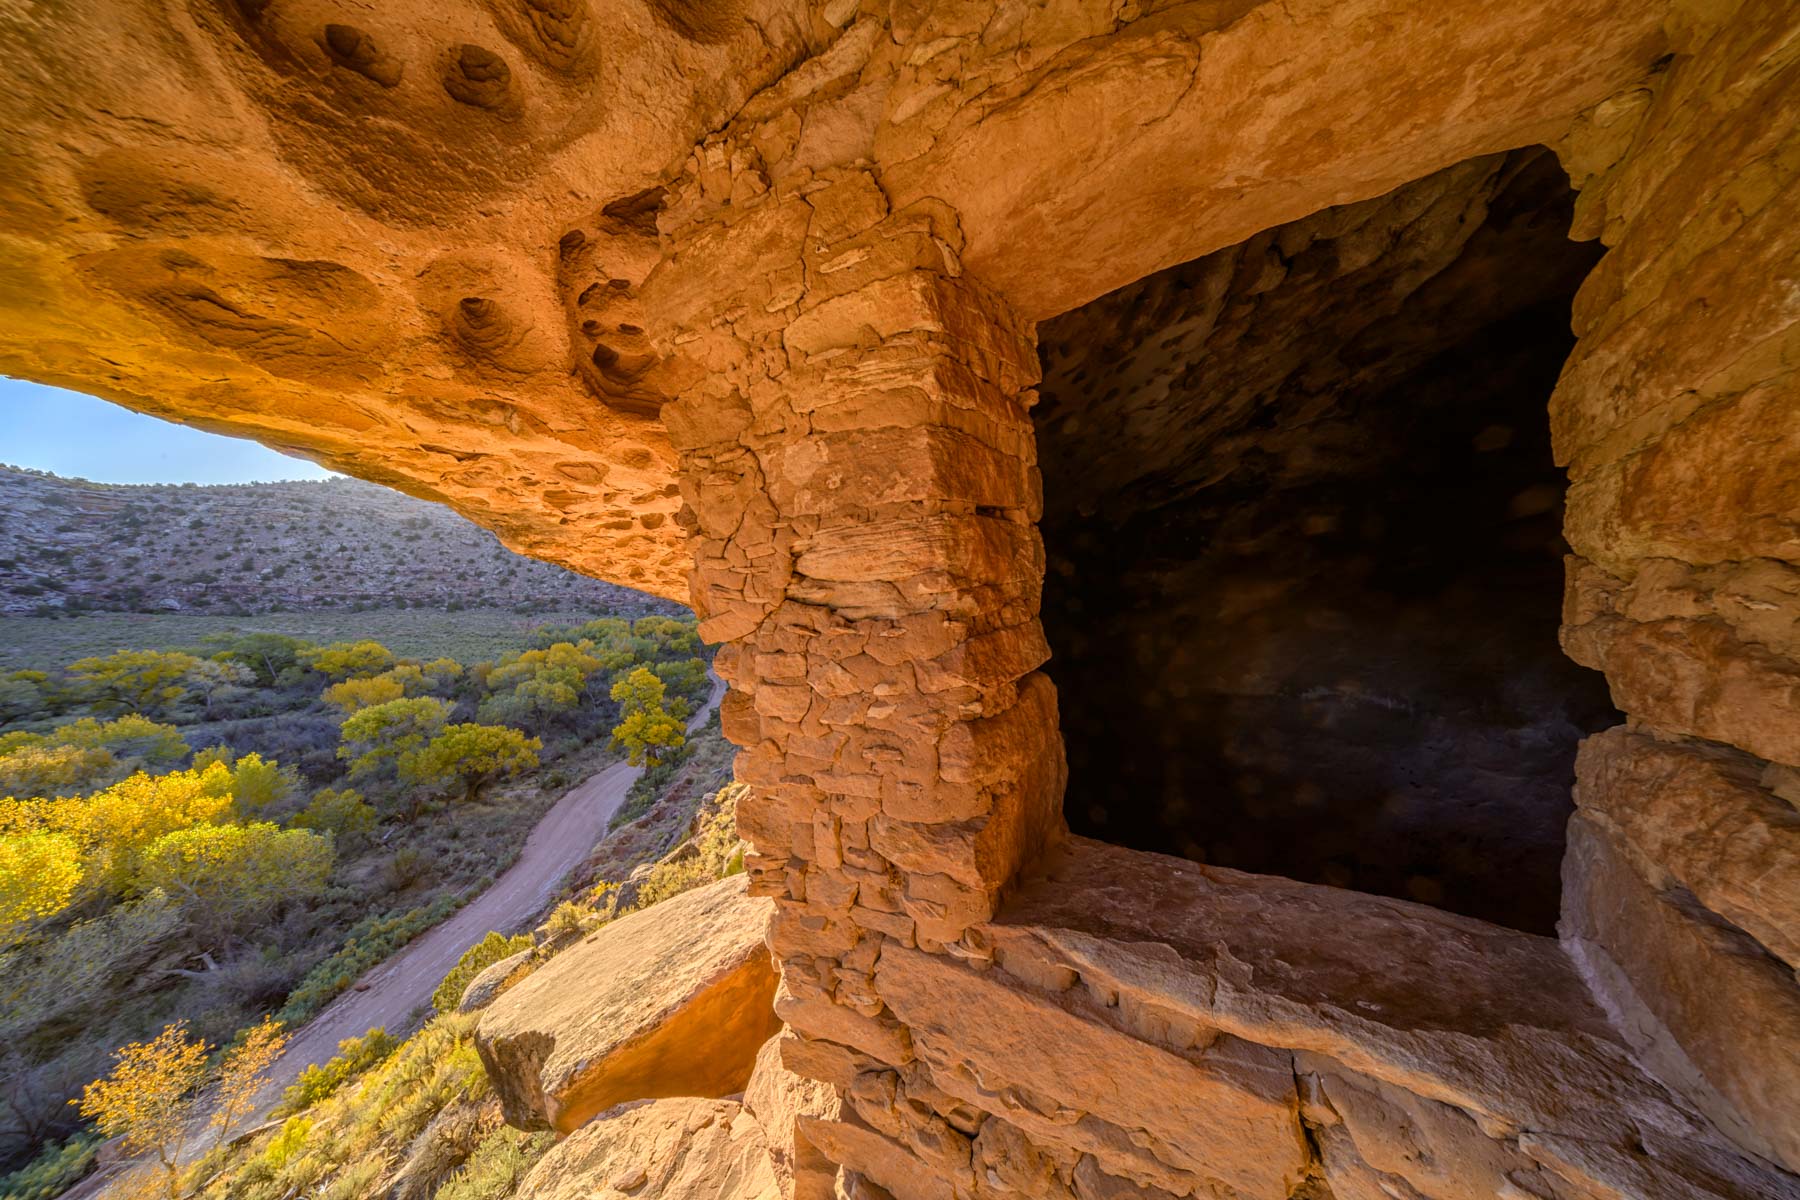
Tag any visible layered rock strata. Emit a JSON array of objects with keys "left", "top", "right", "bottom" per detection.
[{"left": 1547, "top": 0, "right": 1800, "bottom": 1173}]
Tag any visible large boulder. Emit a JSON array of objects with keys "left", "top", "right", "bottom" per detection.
[
  {"left": 475, "top": 873, "right": 781, "bottom": 1133},
  {"left": 456, "top": 948, "right": 534, "bottom": 1014},
  {"left": 520, "top": 1097, "right": 780, "bottom": 1200}
]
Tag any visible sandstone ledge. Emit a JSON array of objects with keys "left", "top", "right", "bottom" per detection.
[
  {"left": 802, "top": 836, "right": 1800, "bottom": 1200},
  {"left": 474, "top": 873, "right": 781, "bottom": 1134}
]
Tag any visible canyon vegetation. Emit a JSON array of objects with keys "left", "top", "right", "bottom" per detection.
[{"left": 0, "top": 474, "right": 720, "bottom": 1197}]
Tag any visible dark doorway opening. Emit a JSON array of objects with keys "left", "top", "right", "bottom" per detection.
[{"left": 1033, "top": 147, "right": 1622, "bottom": 934}]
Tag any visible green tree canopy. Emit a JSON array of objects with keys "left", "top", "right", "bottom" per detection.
[
  {"left": 291, "top": 788, "right": 377, "bottom": 845},
  {"left": 0, "top": 670, "right": 50, "bottom": 723},
  {"left": 338, "top": 696, "right": 452, "bottom": 785},
  {"left": 200, "top": 631, "right": 314, "bottom": 687},
  {"left": 401, "top": 724, "right": 541, "bottom": 808},
  {"left": 135, "top": 821, "right": 333, "bottom": 941},
  {"left": 631, "top": 615, "right": 702, "bottom": 658},
  {"left": 66, "top": 649, "right": 209, "bottom": 715},
  {"left": 54, "top": 715, "right": 189, "bottom": 764},
  {"left": 479, "top": 641, "right": 606, "bottom": 729}
]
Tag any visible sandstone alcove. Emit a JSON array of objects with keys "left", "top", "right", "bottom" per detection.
[
  {"left": 1035, "top": 147, "right": 1622, "bottom": 933},
  {"left": 7, "top": 0, "right": 1799, "bottom": 1190}
]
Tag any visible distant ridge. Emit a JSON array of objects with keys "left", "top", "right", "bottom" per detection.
[{"left": 0, "top": 464, "right": 676, "bottom": 617}]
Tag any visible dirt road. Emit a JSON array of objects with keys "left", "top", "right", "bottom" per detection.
[
  {"left": 66, "top": 674, "right": 723, "bottom": 1198},
  {"left": 263, "top": 671, "right": 725, "bottom": 1099}
]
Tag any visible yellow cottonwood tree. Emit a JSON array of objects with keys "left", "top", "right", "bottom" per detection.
[
  {"left": 72, "top": 765, "right": 236, "bottom": 893},
  {"left": 211, "top": 1017, "right": 289, "bottom": 1150},
  {"left": 136, "top": 822, "right": 333, "bottom": 940},
  {"left": 0, "top": 830, "right": 84, "bottom": 932},
  {"left": 339, "top": 697, "right": 452, "bottom": 785},
  {"left": 79, "top": 1021, "right": 209, "bottom": 1199},
  {"left": 303, "top": 640, "right": 396, "bottom": 681},
  {"left": 0, "top": 742, "right": 117, "bottom": 798},
  {"left": 609, "top": 668, "right": 686, "bottom": 768},
  {"left": 66, "top": 650, "right": 208, "bottom": 716},
  {"left": 322, "top": 672, "right": 407, "bottom": 714},
  {"left": 401, "top": 724, "right": 540, "bottom": 808}
]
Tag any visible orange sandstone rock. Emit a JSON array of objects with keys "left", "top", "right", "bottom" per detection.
[
  {"left": 519, "top": 1097, "right": 780, "bottom": 1200},
  {"left": 474, "top": 874, "right": 781, "bottom": 1134}
]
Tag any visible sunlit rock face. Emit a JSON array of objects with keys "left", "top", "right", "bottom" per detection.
[
  {"left": 8, "top": 0, "right": 1800, "bottom": 1192},
  {"left": 0, "top": 0, "right": 1669, "bottom": 600},
  {"left": 0, "top": 0, "right": 831, "bottom": 599},
  {"left": 1036, "top": 149, "right": 1620, "bottom": 933}
]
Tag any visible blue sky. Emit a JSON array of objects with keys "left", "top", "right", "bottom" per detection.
[{"left": 0, "top": 377, "right": 336, "bottom": 485}]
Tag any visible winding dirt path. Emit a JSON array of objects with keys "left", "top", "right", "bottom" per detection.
[
  {"left": 265, "top": 672, "right": 725, "bottom": 1099},
  {"left": 67, "top": 675, "right": 724, "bottom": 1198}
]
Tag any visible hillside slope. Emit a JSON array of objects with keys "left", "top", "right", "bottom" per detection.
[{"left": 0, "top": 466, "right": 670, "bottom": 616}]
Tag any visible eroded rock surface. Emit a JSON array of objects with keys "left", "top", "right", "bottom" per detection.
[
  {"left": 744, "top": 1035, "right": 844, "bottom": 1200},
  {"left": 474, "top": 873, "right": 781, "bottom": 1134},
  {"left": 0, "top": 0, "right": 1669, "bottom": 597},
  {"left": 520, "top": 1096, "right": 780, "bottom": 1200}
]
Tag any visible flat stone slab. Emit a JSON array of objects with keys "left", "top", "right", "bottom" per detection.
[
  {"left": 475, "top": 873, "right": 781, "bottom": 1133},
  {"left": 963, "top": 837, "right": 1799, "bottom": 1200}
]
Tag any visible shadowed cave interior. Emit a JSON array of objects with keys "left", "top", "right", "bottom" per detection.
[{"left": 1034, "top": 147, "right": 1622, "bottom": 934}]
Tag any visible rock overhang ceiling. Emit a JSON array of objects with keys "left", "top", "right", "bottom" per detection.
[{"left": 0, "top": 0, "right": 1672, "bottom": 601}]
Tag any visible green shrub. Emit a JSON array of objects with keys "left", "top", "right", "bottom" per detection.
[
  {"left": 291, "top": 787, "right": 377, "bottom": 844},
  {"left": 279, "top": 1029, "right": 397, "bottom": 1115},
  {"left": 629, "top": 784, "right": 746, "bottom": 910},
  {"left": 631, "top": 854, "right": 715, "bottom": 909},
  {"left": 387, "top": 844, "right": 435, "bottom": 889},
  {"left": 434, "top": 1128, "right": 556, "bottom": 1200},
  {"left": 0, "top": 1131, "right": 100, "bottom": 1200},
  {"left": 540, "top": 899, "right": 597, "bottom": 942},
  {"left": 317, "top": 1154, "right": 386, "bottom": 1200},
  {"left": 432, "top": 930, "right": 533, "bottom": 1014}
]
